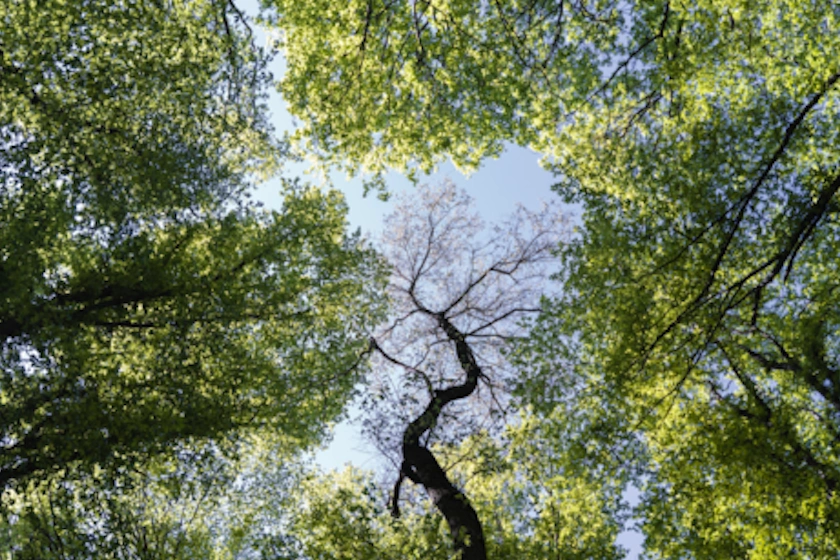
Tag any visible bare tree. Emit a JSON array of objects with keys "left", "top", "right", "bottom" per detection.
[{"left": 363, "top": 181, "right": 564, "bottom": 560}]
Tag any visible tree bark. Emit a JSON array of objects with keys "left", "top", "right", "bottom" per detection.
[{"left": 393, "top": 313, "right": 487, "bottom": 560}]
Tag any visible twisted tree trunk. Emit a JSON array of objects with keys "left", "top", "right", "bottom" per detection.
[{"left": 391, "top": 313, "right": 487, "bottom": 560}]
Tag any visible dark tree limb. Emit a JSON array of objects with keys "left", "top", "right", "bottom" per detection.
[
  {"left": 382, "top": 312, "right": 487, "bottom": 560},
  {"left": 369, "top": 183, "right": 560, "bottom": 560}
]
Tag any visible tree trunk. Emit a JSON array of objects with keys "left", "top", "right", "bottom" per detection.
[{"left": 394, "top": 313, "right": 487, "bottom": 560}]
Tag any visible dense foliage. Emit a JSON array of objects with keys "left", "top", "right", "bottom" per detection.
[
  {"left": 279, "top": 419, "right": 627, "bottom": 560},
  {"left": 4, "top": 0, "right": 840, "bottom": 557},
  {"left": 0, "top": 0, "right": 384, "bottom": 501},
  {"left": 268, "top": 0, "right": 840, "bottom": 557}
]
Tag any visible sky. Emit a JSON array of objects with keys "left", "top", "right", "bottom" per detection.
[
  {"left": 244, "top": 4, "right": 643, "bottom": 556},
  {"left": 255, "top": 145, "right": 562, "bottom": 239}
]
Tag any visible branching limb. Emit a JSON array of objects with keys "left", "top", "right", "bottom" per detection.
[{"left": 364, "top": 183, "right": 563, "bottom": 560}]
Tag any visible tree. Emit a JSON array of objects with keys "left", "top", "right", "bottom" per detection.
[
  {"left": 261, "top": 0, "right": 614, "bottom": 182},
  {"left": 275, "top": 466, "right": 452, "bottom": 560},
  {"left": 361, "top": 182, "right": 561, "bottom": 559},
  {"left": 0, "top": 443, "right": 233, "bottom": 559},
  {"left": 264, "top": 1, "right": 840, "bottom": 556},
  {"left": 0, "top": 0, "right": 386, "bottom": 491}
]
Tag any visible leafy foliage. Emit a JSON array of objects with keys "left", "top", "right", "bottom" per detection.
[
  {"left": 275, "top": 416, "right": 628, "bottom": 560},
  {"left": 267, "top": 0, "right": 840, "bottom": 556},
  {"left": 518, "top": 1, "right": 840, "bottom": 556},
  {"left": 266, "top": 0, "right": 838, "bottom": 182},
  {"left": 263, "top": 0, "right": 615, "bottom": 181},
  {"left": 0, "top": 433, "right": 310, "bottom": 559},
  {"left": 6, "top": 0, "right": 840, "bottom": 557},
  {"left": 0, "top": 0, "right": 386, "bottom": 492}
]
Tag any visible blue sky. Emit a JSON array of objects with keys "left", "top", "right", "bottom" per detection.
[{"left": 254, "top": 144, "right": 561, "bottom": 236}]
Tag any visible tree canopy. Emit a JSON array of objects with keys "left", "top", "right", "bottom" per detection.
[
  {"left": 266, "top": 0, "right": 840, "bottom": 557},
  {"left": 267, "top": 0, "right": 838, "bottom": 183},
  {"left": 4, "top": 0, "right": 840, "bottom": 558},
  {"left": 0, "top": 0, "right": 385, "bottom": 493}
]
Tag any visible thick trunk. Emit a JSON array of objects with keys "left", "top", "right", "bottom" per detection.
[
  {"left": 402, "top": 445, "right": 487, "bottom": 559},
  {"left": 395, "top": 313, "right": 487, "bottom": 560}
]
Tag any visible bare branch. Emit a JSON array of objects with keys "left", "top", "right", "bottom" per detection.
[{"left": 361, "top": 181, "right": 566, "bottom": 560}]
